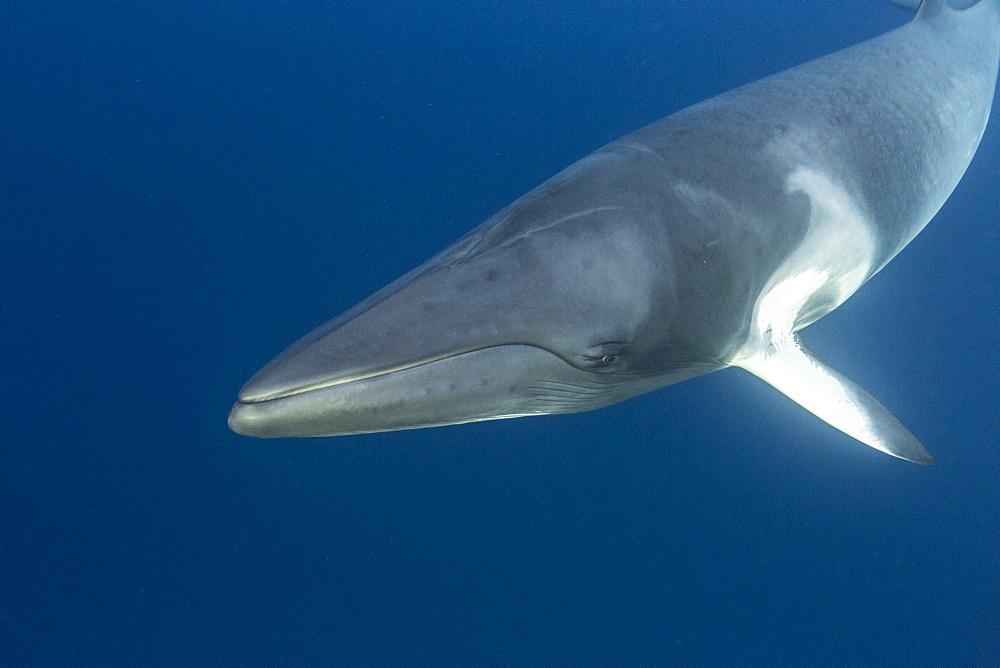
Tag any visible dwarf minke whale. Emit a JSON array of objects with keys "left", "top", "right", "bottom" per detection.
[{"left": 230, "top": 0, "right": 999, "bottom": 464}]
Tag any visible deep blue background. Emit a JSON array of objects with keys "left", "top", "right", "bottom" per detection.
[{"left": 2, "top": 2, "right": 998, "bottom": 664}]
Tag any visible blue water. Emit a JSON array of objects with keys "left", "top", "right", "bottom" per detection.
[{"left": 3, "top": 2, "right": 998, "bottom": 664}]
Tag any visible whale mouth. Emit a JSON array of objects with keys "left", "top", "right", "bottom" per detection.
[
  {"left": 235, "top": 344, "right": 533, "bottom": 405},
  {"left": 227, "top": 344, "right": 605, "bottom": 438}
]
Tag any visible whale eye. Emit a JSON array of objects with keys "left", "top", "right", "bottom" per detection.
[{"left": 582, "top": 342, "right": 628, "bottom": 371}]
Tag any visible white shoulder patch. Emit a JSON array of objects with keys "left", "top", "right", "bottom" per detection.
[
  {"left": 735, "top": 166, "right": 877, "bottom": 359},
  {"left": 729, "top": 168, "right": 932, "bottom": 463}
]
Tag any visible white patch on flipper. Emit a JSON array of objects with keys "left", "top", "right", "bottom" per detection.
[
  {"left": 735, "top": 329, "right": 931, "bottom": 462},
  {"left": 738, "top": 327, "right": 878, "bottom": 448}
]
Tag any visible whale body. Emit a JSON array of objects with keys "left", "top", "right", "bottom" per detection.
[{"left": 229, "top": 0, "right": 999, "bottom": 464}]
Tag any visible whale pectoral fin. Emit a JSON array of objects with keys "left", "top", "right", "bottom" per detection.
[{"left": 735, "top": 334, "right": 936, "bottom": 465}]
